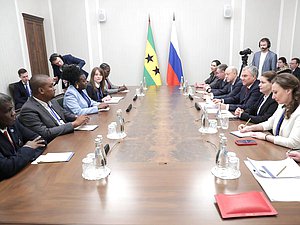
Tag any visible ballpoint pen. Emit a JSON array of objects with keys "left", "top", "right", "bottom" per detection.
[
  {"left": 287, "top": 148, "right": 300, "bottom": 153},
  {"left": 276, "top": 165, "right": 287, "bottom": 176},
  {"left": 244, "top": 118, "right": 251, "bottom": 126}
]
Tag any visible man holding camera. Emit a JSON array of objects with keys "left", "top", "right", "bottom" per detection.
[{"left": 252, "top": 37, "right": 277, "bottom": 78}]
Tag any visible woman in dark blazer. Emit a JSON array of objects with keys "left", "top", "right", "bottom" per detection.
[
  {"left": 86, "top": 67, "right": 108, "bottom": 102},
  {"left": 238, "top": 71, "right": 278, "bottom": 124}
]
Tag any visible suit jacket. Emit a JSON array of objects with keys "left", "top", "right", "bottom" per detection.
[
  {"left": 0, "top": 120, "right": 45, "bottom": 181},
  {"left": 209, "top": 78, "right": 223, "bottom": 89},
  {"left": 13, "top": 80, "right": 30, "bottom": 109},
  {"left": 215, "top": 77, "right": 243, "bottom": 99},
  {"left": 51, "top": 54, "right": 88, "bottom": 88},
  {"left": 224, "top": 79, "right": 262, "bottom": 112},
  {"left": 261, "top": 104, "right": 300, "bottom": 149},
  {"left": 205, "top": 72, "right": 217, "bottom": 84},
  {"left": 86, "top": 83, "right": 106, "bottom": 102},
  {"left": 19, "top": 97, "right": 76, "bottom": 142},
  {"left": 211, "top": 80, "right": 231, "bottom": 96},
  {"left": 240, "top": 93, "right": 278, "bottom": 124},
  {"left": 252, "top": 50, "right": 277, "bottom": 73},
  {"left": 64, "top": 85, "right": 99, "bottom": 115},
  {"left": 292, "top": 67, "right": 300, "bottom": 80},
  {"left": 104, "top": 78, "right": 119, "bottom": 94}
]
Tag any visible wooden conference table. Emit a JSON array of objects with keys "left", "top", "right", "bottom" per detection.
[{"left": 0, "top": 86, "right": 299, "bottom": 225}]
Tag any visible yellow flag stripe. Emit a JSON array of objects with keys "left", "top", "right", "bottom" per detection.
[{"left": 144, "top": 40, "right": 162, "bottom": 85}]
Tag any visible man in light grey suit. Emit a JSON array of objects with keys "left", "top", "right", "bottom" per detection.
[
  {"left": 252, "top": 37, "right": 277, "bottom": 78},
  {"left": 19, "top": 74, "right": 89, "bottom": 142}
]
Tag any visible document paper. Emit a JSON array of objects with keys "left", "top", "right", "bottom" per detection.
[{"left": 245, "top": 158, "right": 300, "bottom": 201}]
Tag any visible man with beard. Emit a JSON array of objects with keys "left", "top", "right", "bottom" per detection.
[{"left": 252, "top": 37, "right": 277, "bottom": 78}]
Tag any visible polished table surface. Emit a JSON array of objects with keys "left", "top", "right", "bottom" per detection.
[{"left": 0, "top": 86, "right": 299, "bottom": 225}]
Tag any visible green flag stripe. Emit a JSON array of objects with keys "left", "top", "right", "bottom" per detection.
[
  {"left": 147, "top": 26, "right": 156, "bottom": 51},
  {"left": 143, "top": 67, "right": 156, "bottom": 86}
]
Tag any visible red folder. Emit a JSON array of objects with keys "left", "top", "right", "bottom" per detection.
[{"left": 215, "top": 191, "right": 278, "bottom": 218}]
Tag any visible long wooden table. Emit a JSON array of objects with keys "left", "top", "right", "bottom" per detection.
[{"left": 0, "top": 86, "right": 299, "bottom": 224}]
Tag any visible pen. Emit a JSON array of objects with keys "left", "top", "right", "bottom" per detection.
[
  {"left": 244, "top": 118, "right": 251, "bottom": 126},
  {"left": 276, "top": 165, "right": 287, "bottom": 176},
  {"left": 287, "top": 148, "right": 300, "bottom": 153}
]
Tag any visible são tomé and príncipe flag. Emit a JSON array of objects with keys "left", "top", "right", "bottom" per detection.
[{"left": 143, "top": 17, "right": 162, "bottom": 86}]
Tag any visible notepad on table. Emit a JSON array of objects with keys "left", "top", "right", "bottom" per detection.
[
  {"left": 230, "top": 130, "right": 252, "bottom": 138},
  {"left": 32, "top": 152, "right": 75, "bottom": 164},
  {"left": 104, "top": 96, "right": 124, "bottom": 104},
  {"left": 74, "top": 124, "right": 98, "bottom": 131}
]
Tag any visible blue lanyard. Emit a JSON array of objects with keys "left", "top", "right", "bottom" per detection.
[{"left": 80, "top": 90, "right": 91, "bottom": 107}]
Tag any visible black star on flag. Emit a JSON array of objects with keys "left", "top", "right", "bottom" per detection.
[
  {"left": 145, "top": 54, "right": 154, "bottom": 63},
  {"left": 152, "top": 66, "right": 160, "bottom": 75}
]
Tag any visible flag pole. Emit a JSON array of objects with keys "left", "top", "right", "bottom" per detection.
[{"left": 173, "top": 12, "right": 175, "bottom": 21}]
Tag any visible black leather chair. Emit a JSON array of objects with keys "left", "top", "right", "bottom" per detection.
[{"left": 53, "top": 93, "right": 64, "bottom": 108}]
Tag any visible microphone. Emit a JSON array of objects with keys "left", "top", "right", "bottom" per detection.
[
  {"left": 195, "top": 102, "right": 201, "bottom": 111},
  {"left": 188, "top": 94, "right": 194, "bottom": 101},
  {"left": 126, "top": 103, "right": 132, "bottom": 112},
  {"left": 133, "top": 95, "right": 137, "bottom": 101}
]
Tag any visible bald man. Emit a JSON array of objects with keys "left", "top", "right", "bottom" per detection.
[{"left": 19, "top": 74, "right": 89, "bottom": 142}]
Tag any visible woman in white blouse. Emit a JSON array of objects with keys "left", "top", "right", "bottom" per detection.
[{"left": 239, "top": 73, "right": 300, "bottom": 149}]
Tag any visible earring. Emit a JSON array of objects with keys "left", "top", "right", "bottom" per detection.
[{"left": 76, "top": 84, "right": 79, "bottom": 89}]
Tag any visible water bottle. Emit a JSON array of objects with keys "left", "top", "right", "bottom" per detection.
[
  {"left": 183, "top": 80, "right": 188, "bottom": 95},
  {"left": 216, "top": 136, "right": 228, "bottom": 169},
  {"left": 94, "top": 138, "right": 105, "bottom": 169},
  {"left": 116, "top": 109, "right": 125, "bottom": 136},
  {"left": 179, "top": 76, "right": 184, "bottom": 89},
  {"left": 97, "top": 135, "right": 107, "bottom": 166},
  {"left": 143, "top": 76, "right": 147, "bottom": 90},
  {"left": 139, "top": 81, "right": 144, "bottom": 95},
  {"left": 216, "top": 103, "right": 222, "bottom": 128},
  {"left": 201, "top": 106, "right": 209, "bottom": 131}
]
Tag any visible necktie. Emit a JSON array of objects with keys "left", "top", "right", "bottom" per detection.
[
  {"left": 106, "top": 79, "right": 111, "bottom": 89},
  {"left": 3, "top": 130, "right": 15, "bottom": 149},
  {"left": 47, "top": 104, "right": 65, "bottom": 125},
  {"left": 25, "top": 83, "right": 31, "bottom": 97},
  {"left": 80, "top": 91, "right": 91, "bottom": 107},
  {"left": 275, "top": 110, "right": 285, "bottom": 136},
  {"left": 97, "top": 87, "right": 103, "bottom": 102}
]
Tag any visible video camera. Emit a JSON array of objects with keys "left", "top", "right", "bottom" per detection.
[{"left": 239, "top": 48, "right": 252, "bottom": 55}]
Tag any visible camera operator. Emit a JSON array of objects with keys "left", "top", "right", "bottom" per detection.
[{"left": 252, "top": 38, "right": 277, "bottom": 78}]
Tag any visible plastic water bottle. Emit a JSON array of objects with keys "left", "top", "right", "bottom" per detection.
[
  {"left": 139, "top": 81, "right": 144, "bottom": 95},
  {"left": 216, "top": 103, "right": 222, "bottom": 128},
  {"left": 97, "top": 135, "right": 107, "bottom": 166},
  {"left": 143, "top": 76, "right": 147, "bottom": 90},
  {"left": 201, "top": 106, "right": 209, "bottom": 131},
  {"left": 94, "top": 138, "right": 105, "bottom": 169},
  {"left": 179, "top": 76, "right": 184, "bottom": 89},
  {"left": 216, "top": 136, "right": 228, "bottom": 169},
  {"left": 116, "top": 109, "right": 125, "bottom": 136}
]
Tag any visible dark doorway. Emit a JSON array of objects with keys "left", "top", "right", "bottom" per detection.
[{"left": 22, "top": 13, "right": 49, "bottom": 76}]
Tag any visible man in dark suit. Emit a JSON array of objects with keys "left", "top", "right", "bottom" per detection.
[
  {"left": 289, "top": 57, "right": 300, "bottom": 80},
  {"left": 13, "top": 68, "right": 31, "bottom": 109},
  {"left": 19, "top": 74, "right": 90, "bottom": 142},
  {"left": 0, "top": 93, "right": 46, "bottom": 181},
  {"left": 213, "top": 66, "right": 243, "bottom": 100},
  {"left": 219, "top": 65, "right": 262, "bottom": 112},
  {"left": 49, "top": 53, "right": 88, "bottom": 89}
]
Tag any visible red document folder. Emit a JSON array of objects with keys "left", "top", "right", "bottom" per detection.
[{"left": 215, "top": 191, "right": 278, "bottom": 218}]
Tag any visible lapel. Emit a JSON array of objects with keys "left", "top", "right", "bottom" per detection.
[
  {"left": 263, "top": 51, "right": 271, "bottom": 68},
  {"left": 31, "top": 98, "right": 60, "bottom": 126}
]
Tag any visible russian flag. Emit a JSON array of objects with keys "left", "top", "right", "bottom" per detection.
[{"left": 167, "top": 16, "right": 183, "bottom": 86}]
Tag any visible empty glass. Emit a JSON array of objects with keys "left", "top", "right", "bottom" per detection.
[{"left": 220, "top": 116, "right": 229, "bottom": 129}]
